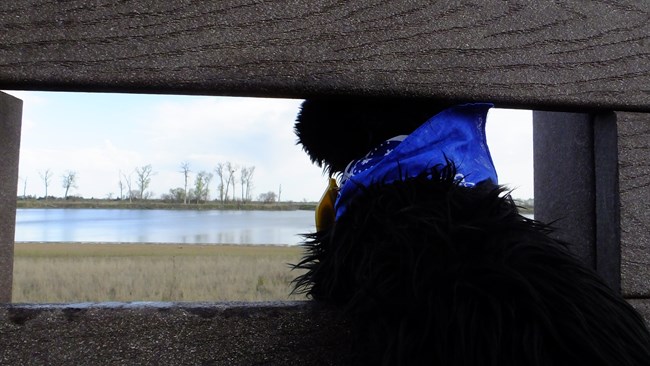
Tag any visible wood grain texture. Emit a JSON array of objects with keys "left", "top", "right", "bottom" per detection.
[
  {"left": 1, "top": 1, "right": 649, "bottom": 111},
  {"left": 618, "top": 111, "right": 650, "bottom": 297},
  {"left": 0, "top": 302, "right": 352, "bottom": 366},
  {"left": 0, "top": 92, "right": 22, "bottom": 303},
  {"left": 2, "top": 300, "right": 648, "bottom": 366}
]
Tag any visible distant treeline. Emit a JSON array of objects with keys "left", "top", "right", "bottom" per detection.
[
  {"left": 17, "top": 197, "right": 533, "bottom": 214},
  {"left": 16, "top": 197, "right": 317, "bottom": 211}
]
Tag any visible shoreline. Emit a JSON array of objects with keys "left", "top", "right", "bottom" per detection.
[
  {"left": 15, "top": 241, "right": 298, "bottom": 246},
  {"left": 16, "top": 199, "right": 317, "bottom": 211},
  {"left": 14, "top": 242, "right": 303, "bottom": 258}
]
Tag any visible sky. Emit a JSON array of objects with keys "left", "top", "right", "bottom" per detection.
[{"left": 4, "top": 91, "right": 533, "bottom": 202}]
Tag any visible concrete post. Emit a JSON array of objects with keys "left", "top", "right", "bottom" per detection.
[{"left": 0, "top": 92, "right": 22, "bottom": 302}]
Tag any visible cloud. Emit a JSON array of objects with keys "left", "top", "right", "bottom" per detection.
[
  {"left": 19, "top": 143, "right": 145, "bottom": 198},
  {"left": 486, "top": 108, "right": 534, "bottom": 199},
  {"left": 14, "top": 92, "right": 533, "bottom": 201},
  {"left": 119, "top": 96, "right": 324, "bottom": 201}
]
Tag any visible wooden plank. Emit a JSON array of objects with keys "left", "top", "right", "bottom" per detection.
[
  {"left": 618, "top": 111, "right": 650, "bottom": 297},
  {"left": 533, "top": 112, "right": 596, "bottom": 265},
  {"left": 533, "top": 111, "right": 622, "bottom": 292},
  {"left": 594, "top": 112, "right": 622, "bottom": 292},
  {"left": 0, "top": 92, "right": 22, "bottom": 303},
  {"left": 2, "top": 300, "right": 649, "bottom": 365},
  {"left": 1, "top": 1, "right": 649, "bottom": 111},
  {"left": 0, "top": 302, "right": 352, "bottom": 365}
]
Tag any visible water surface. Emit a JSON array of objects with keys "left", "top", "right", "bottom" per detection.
[{"left": 15, "top": 209, "right": 315, "bottom": 245}]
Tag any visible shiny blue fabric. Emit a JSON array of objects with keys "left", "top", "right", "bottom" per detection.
[{"left": 335, "top": 103, "right": 498, "bottom": 220}]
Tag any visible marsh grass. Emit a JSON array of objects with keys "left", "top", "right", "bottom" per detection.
[{"left": 12, "top": 243, "right": 308, "bottom": 303}]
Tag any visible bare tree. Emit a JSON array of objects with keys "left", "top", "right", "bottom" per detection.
[
  {"left": 224, "top": 162, "right": 237, "bottom": 202},
  {"left": 204, "top": 172, "right": 213, "bottom": 199},
  {"left": 118, "top": 175, "right": 124, "bottom": 200},
  {"left": 193, "top": 171, "right": 214, "bottom": 204},
  {"left": 121, "top": 171, "right": 134, "bottom": 203},
  {"left": 214, "top": 163, "right": 225, "bottom": 203},
  {"left": 231, "top": 167, "right": 237, "bottom": 202},
  {"left": 180, "top": 162, "right": 191, "bottom": 205},
  {"left": 135, "top": 164, "right": 155, "bottom": 200},
  {"left": 21, "top": 176, "right": 27, "bottom": 199},
  {"left": 247, "top": 166, "right": 255, "bottom": 201},
  {"left": 61, "top": 170, "right": 78, "bottom": 198},
  {"left": 240, "top": 166, "right": 255, "bottom": 202},
  {"left": 39, "top": 169, "right": 53, "bottom": 199},
  {"left": 240, "top": 167, "right": 248, "bottom": 202}
]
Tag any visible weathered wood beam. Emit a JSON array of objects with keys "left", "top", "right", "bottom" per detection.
[
  {"left": 533, "top": 111, "right": 621, "bottom": 292},
  {"left": 618, "top": 111, "right": 650, "bottom": 297},
  {"left": 0, "top": 302, "right": 352, "bottom": 366},
  {"left": 1, "top": 1, "right": 649, "bottom": 111},
  {"left": 0, "top": 92, "right": 22, "bottom": 302},
  {"left": 1, "top": 300, "right": 650, "bottom": 365},
  {"left": 534, "top": 110, "right": 650, "bottom": 296}
]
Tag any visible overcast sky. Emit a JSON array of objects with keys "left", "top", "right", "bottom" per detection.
[{"left": 5, "top": 91, "right": 533, "bottom": 202}]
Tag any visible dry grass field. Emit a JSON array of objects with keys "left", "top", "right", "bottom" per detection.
[{"left": 12, "top": 243, "right": 308, "bottom": 303}]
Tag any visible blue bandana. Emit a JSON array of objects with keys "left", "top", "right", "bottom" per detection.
[{"left": 335, "top": 103, "right": 497, "bottom": 220}]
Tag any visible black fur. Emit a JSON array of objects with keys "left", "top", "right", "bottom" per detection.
[
  {"left": 295, "top": 97, "right": 450, "bottom": 175},
  {"left": 292, "top": 99, "right": 650, "bottom": 365}
]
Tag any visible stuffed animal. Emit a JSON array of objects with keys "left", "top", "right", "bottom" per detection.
[{"left": 292, "top": 98, "right": 650, "bottom": 366}]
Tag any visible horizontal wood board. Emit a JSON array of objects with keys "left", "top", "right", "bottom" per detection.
[
  {"left": 2, "top": 300, "right": 649, "bottom": 365},
  {"left": 0, "top": 302, "right": 352, "bottom": 366},
  {"left": 1, "top": 1, "right": 649, "bottom": 111}
]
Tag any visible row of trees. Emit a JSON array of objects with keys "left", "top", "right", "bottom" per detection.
[
  {"left": 169, "top": 161, "right": 256, "bottom": 204},
  {"left": 32, "top": 169, "right": 78, "bottom": 200},
  {"left": 118, "top": 164, "right": 155, "bottom": 202},
  {"left": 28, "top": 166, "right": 152, "bottom": 201},
  {"left": 27, "top": 162, "right": 271, "bottom": 204}
]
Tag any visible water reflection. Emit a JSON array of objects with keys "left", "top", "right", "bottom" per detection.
[{"left": 16, "top": 209, "right": 315, "bottom": 246}]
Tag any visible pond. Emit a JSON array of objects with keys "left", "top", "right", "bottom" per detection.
[{"left": 15, "top": 209, "right": 315, "bottom": 246}]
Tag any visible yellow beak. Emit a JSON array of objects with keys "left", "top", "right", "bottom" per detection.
[{"left": 315, "top": 178, "right": 339, "bottom": 232}]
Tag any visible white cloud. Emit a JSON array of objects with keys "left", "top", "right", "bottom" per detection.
[
  {"left": 14, "top": 92, "right": 533, "bottom": 201},
  {"left": 486, "top": 108, "right": 534, "bottom": 199},
  {"left": 134, "top": 96, "right": 324, "bottom": 201}
]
